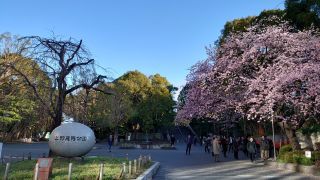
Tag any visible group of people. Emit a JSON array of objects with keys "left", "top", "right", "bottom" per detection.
[{"left": 187, "top": 134, "right": 273, "bottom": 163}]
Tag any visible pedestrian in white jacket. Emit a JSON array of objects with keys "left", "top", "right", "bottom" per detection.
[{"left": 212, "top": 136, "right": 221, "bottom": 162}]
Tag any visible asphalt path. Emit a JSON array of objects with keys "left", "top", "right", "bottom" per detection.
[{"left": 1, "top": 142, "right": 318, "bottom": 179}]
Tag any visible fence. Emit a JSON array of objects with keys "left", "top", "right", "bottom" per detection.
[{"left": 2, "top": 154, "right": 153, "bottom": 180}]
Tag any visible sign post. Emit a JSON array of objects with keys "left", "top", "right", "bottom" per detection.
[
  {"left": 36, "top": 158, "right": 53, "bottom": 180},
  {"left": 305, "top": 151, "right": 312, "bottom": 158}
]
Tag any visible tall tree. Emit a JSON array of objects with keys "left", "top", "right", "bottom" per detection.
[
  {"left": 177, "top": 17, "right": 320, "bottom": 150},
  {"left": 140, "top": 74, "right": 176, "bottom": 132},
  {"left": 90, "top": 83, "right": 133, "bottom": 143},
  {"left": 0, "top": 52, "right": 51, "bottom": 140},
  {"left": 115, "top": 70, "right": 152, "bottom": 105},
  {"left": 115, "top": 71, "right": 176, "bottom": 133},
  {"left": 1, "top": 35, "right": 110, "bottom": 131}
]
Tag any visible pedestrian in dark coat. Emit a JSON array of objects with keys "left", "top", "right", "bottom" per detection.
[
  {"left": 186, "top": 134, "right": 193, "bottom": 155},
  {"left": 204, "top": 136, "right": 210, "bottom": 153},
  {"left": 242, "top": 136, "right": 248, "bottom": 157},
  {"left": 268, "top": 138, "right": 274, "bottom": 159},
  {"left": 247, "top": 137, "right": 257, "bottom": 162},
  {"left": 220, "top": 137, "right": 228, "bottom": 158},
  {"left": 170, "top": 134, "right": 176, "bottom": 147},
  {"left": 228, "top": 136, "right": 234, "bottom": 153},
  {"left": 233, "top": 138, "right": 239, "bottom": 160},
  {"left": 107, "top": 134, "right": 113, "bottom": 152}
]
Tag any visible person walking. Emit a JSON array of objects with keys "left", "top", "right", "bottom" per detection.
[
  {"left": 212, "top": 136, "right": 221, "bottom": 162},
  {"left": 242, "top": 136, "right": 248, "bottom": 157},
  {"left": 170, "top": 134, "right": 176, "bottom": 147},
  {"left": 220, "top": 136, "right": 228, "bottom": 158},
  {"left": 247, "top": 137, "right": 257, "bottom": 163},
  {"left": 228, "top": 136, "right": 234, "bottom": 153},
  {"left": 233, "top": 137, "right": 240, "bottom": 160},
  {"left": 204, "top": 136, "right": 208, "bottom": 153},
  {"left": 107, "top": 134, "right": 113, "bottom": 152},
  {"left": 211, "top": 136, "right": 215, "bottom": 157},
  {"left": 260, "top": 135, "right": 270, "bottom": 161},
  {"left": 269, "top": 138, "right": 274, "bottom": 159},
  {"left": 186, "top": 134, "right": 193, "bottom": 155}
]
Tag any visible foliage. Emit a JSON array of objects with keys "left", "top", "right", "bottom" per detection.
[
  {"left": 0, "top": 54, "right": 49, "bottom": 123},
  {"left": 218, "top": 9, "right": 286, "bottom": 45},
  {"left": 177, "top": 84, "right": 190, "bottom": 110},
  {"left": 115, "top": 70, "right": 152, "bottom": 104},
  {"left": 278, "top": 150, "right": 320, "bottom": 166},
  {"left": 0, "top": 47, "right": 51, "bottom": 140},
  {"left": 65, "top": 70, "right": 176, "bottom": 137},
  {"left": 279, "top": 144, "right": 293, "bottom": 155},
  {"left": 278, "top": 143, "right": 320, "bottom": 166},
  {"left": 219, "top": 0, "right": 320, "bottom": 44},
  {"left": 299, "top": 124, "right": 320, "bottom": 135},
  {"left": 285, "top": 0, "right": 320, "bottom": 29},
  {"left": 138, "top": 74, "right": 176, "bottom": 132},
  {"left": 115, "top": 71, "right": 176, "bottom": 133}
]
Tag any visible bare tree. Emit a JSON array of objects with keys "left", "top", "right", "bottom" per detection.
[{"left": 2, "top": 35, "right": 111, "bottom": 131}]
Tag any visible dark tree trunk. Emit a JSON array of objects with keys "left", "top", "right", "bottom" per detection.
[{"left": 280, "top": 121, "right": 301, "bottom": 150}]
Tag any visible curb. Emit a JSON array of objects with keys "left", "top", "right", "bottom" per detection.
[
  {"left": 266, "top": 161, "right": 319, "bottom": 176},
  {"left": 135, "top": 161, "right": 160, "bottom": 180}
]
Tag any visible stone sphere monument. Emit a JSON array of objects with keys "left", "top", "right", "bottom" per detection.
[{"left": 49, "top": 122, "right": 96, "bottom": 157}]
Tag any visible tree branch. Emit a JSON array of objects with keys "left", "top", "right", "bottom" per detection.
[
  {"left": 67, "top": 59, "right": 94, "bottom": 73},
  {"left": 65, "top": 75, "right": 111, "bottom": 95},
  {"left": 66, "top": 40, "right": 82, "bottom": 66}
]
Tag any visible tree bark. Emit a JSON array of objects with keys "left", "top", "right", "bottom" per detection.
[{"left": 280, "top": 121, "right": 301, "bottom": 150}]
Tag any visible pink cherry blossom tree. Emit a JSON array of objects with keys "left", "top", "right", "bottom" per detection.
[{"left": 177, "top": 16, "right": 320, "bottom": 150}]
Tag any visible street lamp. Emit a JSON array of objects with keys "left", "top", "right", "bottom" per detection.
[{"left": 271, "top": 112, "right": 277, "bottom": 161}]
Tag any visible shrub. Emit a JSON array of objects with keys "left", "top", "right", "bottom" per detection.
[
  {"left": 311, "top": 151, "right": 320, "bottom": 161},
  {"left": 279, "top": 144, "right": 293, "bottom": 155},
  {"left": 278, "top": 150, "right": 319, "bottom": 166},
  {"left": 295, "top": 156, "right": 313, "bottom": 166},
  {"left": 280, "top": 151, "right": 294, "bottom": 163}
]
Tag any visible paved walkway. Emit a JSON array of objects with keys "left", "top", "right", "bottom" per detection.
[{"left": 2, "top": 142, "right": 319, "bottom": 179}]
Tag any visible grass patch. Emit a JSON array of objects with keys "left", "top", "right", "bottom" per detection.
[{"left": 0, "top": 156, "right": 151, "bottom": 179}]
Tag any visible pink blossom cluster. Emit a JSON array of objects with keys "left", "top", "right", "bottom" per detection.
[{"left": 177, "top": 18, "right": 320, "bottom": 126}]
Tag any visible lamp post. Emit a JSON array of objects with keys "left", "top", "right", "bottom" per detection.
[{"left": 271, "top": 112, "right": 277, "bottom": 161}]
